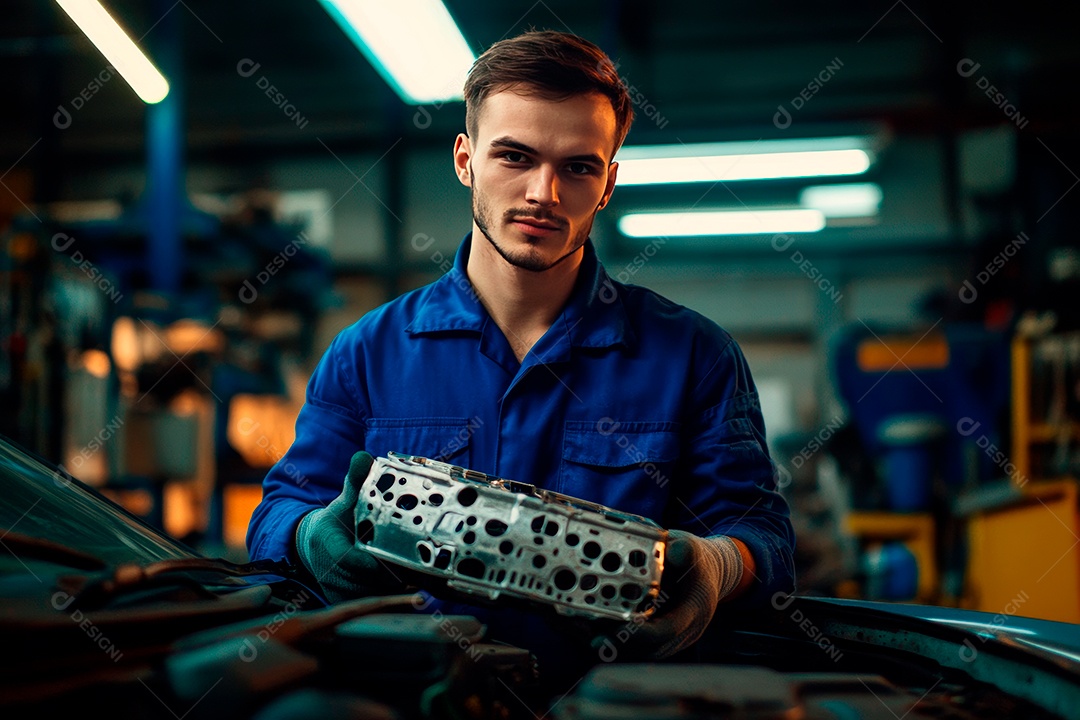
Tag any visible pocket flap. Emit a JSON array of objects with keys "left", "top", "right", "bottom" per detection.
[
  {"left": 562, "top": 420, "right": 681, "bottom": 467},
  {"left": 365, "top": 417, "right": 476, "bottom": 462}
]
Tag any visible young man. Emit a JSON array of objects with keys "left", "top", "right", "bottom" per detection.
[{"left": 247, "top": 30, "right": 795, "bottom": 666}]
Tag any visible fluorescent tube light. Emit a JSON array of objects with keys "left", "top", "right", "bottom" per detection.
[
  {"left": 615, "top": 137, "right": 873, "bottom": 185},
  {"left": 319, "top": 0, "right": 475, "bottom": 104},
  {"left": 800, "top": 183, "right": 883, "bottom": 217},
  {"left": 619, "top": 209, "right": 826, "bottom": 237},
  {"left": 56, "top": 0, "right": 169, "bottom": 104}
]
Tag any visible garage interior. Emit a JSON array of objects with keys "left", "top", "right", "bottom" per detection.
[{"left": 2, "top": 0, "right": 1079, "bottom": 629}]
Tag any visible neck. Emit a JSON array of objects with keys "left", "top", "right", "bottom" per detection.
[{"left": 466, "top": 229, "right": 583, "bottom": 361}]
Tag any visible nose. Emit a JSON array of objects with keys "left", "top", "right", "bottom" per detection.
[{"left": 525, "top": 166, "right": 559, "bottom": 207}]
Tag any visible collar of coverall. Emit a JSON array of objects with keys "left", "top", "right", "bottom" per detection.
[{"left": 404, "top": 232, "right": 634, "bottom": 351}]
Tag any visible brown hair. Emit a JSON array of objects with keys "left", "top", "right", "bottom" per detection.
[{"left": 463, "top": 30, "right": 634, "bottom": 157}]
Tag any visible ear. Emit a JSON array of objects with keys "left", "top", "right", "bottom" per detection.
[
  {"left": 596, "top": 161, "right": 618, "bottom": 211},
  {"left": 453, "top": 133, "right": 473, "bottom": 187}
]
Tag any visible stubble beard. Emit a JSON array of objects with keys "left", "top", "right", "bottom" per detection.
[{"left": 470, "top": 169, "right": 594, "bottom": 273}]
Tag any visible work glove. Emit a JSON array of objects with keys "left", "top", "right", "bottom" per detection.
[
  {"left": 591, "top": 529, "right": 744, "bottom": 660},
  {"left": 294, "top": 451, "right": 407, "bottom": 604}
]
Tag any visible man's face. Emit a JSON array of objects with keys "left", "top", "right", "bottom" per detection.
[{"left": 454, "top": 89, "right": 619, "bottom": 273}]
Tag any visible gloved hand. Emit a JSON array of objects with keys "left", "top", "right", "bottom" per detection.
[
  {"left": 294, "top": 451, "right": 407, "bottom": 604},
  {"left": 592, "top": 529, "right": 745, "bottom": 660}
]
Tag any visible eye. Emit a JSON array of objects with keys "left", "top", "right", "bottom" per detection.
[
  {"left": 500, "top": 151, "right": 528, "bottom": 164},
  {"left": 567, "top": 162, "right": 595, "bottom": 176}
]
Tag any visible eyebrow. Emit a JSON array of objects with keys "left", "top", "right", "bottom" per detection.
[{"left": 489, "top": 136, "right": 608, "bottom": 166}]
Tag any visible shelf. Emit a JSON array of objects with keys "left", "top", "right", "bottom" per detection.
[
  {"left": 966, "top": 479, "right": 1080, "bottom": 623},
  {"left": 1028, "top": 422, "right": 1080, "bottom": 443},
  {"left": 844, "top": 511, "right": 937, "bottom": 604},
  {"left": 845, "top": 511, "right": 935, "bottom": 539},
  {"left": 972, "top": 331, "right": 1080, "bottom": 622}
]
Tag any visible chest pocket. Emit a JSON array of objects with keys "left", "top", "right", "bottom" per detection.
[
  {"left": 364, "top": 417, "right": 474, "bottom": 466},
  {"left": 557, "top": 420, "right": 681, "bottom": 523}
]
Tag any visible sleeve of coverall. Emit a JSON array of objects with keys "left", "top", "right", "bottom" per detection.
[
  {"left": 246, "top": 327, "right": 370, "bottom": 563},
  {"left": 667, "top": 334, "right": 797, "bottom": 609}
]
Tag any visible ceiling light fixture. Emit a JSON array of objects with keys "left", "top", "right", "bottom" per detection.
[
  {"left": 55, "top": 0, "right": 169, "bottom": 104},
  {"left": 799, "top": 183, "right": 883, "bottom": 217},
  {"left": 318, "top": 0, "right": 475, "bottom": 105},
  {"left": 619, "top": 209, "right": 826, "bottom": 237},
  {"left": 615, "top": 137, "right": 874, "bottom": 185}
]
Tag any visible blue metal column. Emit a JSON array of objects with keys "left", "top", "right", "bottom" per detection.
[
  {"left": 145, "top": 0, "right": 183, "bottom": 296},
  {"left": 142, "top": 1, "right": 184, "bottom": 533}
]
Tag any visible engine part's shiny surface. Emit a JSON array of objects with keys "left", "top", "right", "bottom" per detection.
[{"left": 354, "top": 452, "right": 666, "bottom": 621}]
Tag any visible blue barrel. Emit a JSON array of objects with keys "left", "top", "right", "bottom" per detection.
[
  {"left": 877, "top": 414, "right": 945, "bottom": 512},
  {"left": 863, "top": 541, "right": 919, "bottom": 601},
  {"left": 885, "top": 445, "right": 932, "bottom": 511}
]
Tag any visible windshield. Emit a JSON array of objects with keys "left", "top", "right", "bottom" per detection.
[{"left": 0, "top": 434, "right": 197, "bottom": 570}]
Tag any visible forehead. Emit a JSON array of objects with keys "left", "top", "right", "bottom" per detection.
[{"left": 474, "top": 89, "right": 618, "bottom": 161}]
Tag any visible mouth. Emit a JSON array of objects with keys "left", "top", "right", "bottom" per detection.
[{"left": 510, "top": 217, "right": 562, "bottom": 237}]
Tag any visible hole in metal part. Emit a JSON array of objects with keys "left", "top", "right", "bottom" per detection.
[
  {"left": 457, "top": 557, "right": 486, "bottom": 579},
  {"left": 583, "top": 541, "right": 602, "bottom": 559},
  {"left": 628, "top": 550, "right": 647, "bottom": 568},
  {"left": 580, "top": 574, "right": 598, "bottom": 591},
  {"left": 434, "top": 548, "right": 452, "bottom": 570},
  {"left": 620, "top": 584, "right": 643, "bottom": 601},
  {"left": 463, "top": 531, "right": 477, "bottom": 544},
  {"left": 429, "top": 493, "right": 444, "bottom": 507},
  {"left": 396, "top": 494, "right": 419, "bottom": 510},
  {"left": 532, "top": 555, "right": 547, "bottom": 569},
  {"left": 356, "top": 519, "right": 375, "bottom": 544},
  {"left": 566, "top": 533, "right": 579, "bottom": 547},
  {"left": 601, "top": 552, "right": 622, "bottom": 572},
  {"left": 600, "top": 585, "right": 616, "bottom": 600},
  {"left": 485, "top": 520, "right": 508, "bottom": 536},
  {"left": 458, "top": 487, "right": 478, "bottom": 507},
  {"left": 417, "top": 544, "right": 432, "bottom": 563},
  {"left": 499, "top": 540, "right": 514, "bottom": 555},
  {"left": 553, "top": 569, "right": 577, "bottom": 592}
]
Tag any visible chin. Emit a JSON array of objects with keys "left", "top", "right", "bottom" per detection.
[{"left": 505, "top": 251, "right": 558, "bottom": 273}]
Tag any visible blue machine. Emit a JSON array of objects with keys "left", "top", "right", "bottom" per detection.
[{"left": 829, "top": 321, "right": 1011, "bottom": 511}]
